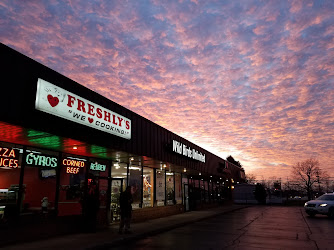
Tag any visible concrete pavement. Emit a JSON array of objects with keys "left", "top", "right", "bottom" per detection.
[{"left": 2, "top": 204, "right": 248, "bottom": 250}]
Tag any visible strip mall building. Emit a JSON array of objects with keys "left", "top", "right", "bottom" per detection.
[{"left": 0, "top": 43, "right": 245, "bottom": 230}]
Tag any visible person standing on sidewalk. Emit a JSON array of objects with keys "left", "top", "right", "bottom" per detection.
[
  {"left": 85, "top": 180, "right": 100, "bottom": 233},
  {"left": 119, "top": 186, "right": 133, "bottom": 234}
]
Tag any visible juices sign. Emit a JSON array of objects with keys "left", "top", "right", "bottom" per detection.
[
  {"left": 0, "top": 147, "right": 19, "bottom": 168},
  {"left": 35, "top": 78, "right": 131, "bottom": 139}
]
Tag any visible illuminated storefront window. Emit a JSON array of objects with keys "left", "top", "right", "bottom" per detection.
[
  {"left": 212, "top": 182, "right": 217, "bottom": 201},
  {"left": 111, "top": 162, "right": 127, "bottom": 190},
  {"left": 175, "top": 173, "right": 182, "bottom": 204},
  {"left": 58, "top": 154, "right": 86, "bottom": 216},
  {"left": 156, "top": 169, "right": 165, "bottom": 206},
  {"left": 0, "top": 142, "right": 22, "bottom": 218},
  {"left": 110, "top": 162, "right": 127, "bottom": 221},
  {"left": 166, "top": 172, "right": 174, "bottom": 205},
  {"left": 87, "top": 158, "right": 109, "bottom": 225},
  {"left": 128, "top": 164, "right": 142, "bottom": 209},
  {"left": 193, "top": 179, "right": 201, "bottom": 206},
  {"left": 182, "top": 175, "right": 188, "bottom": 185},
  {"left": 194, "top": 179, "right": 200, "bottom": 188},
  {"left": 143, "top": 167, "right": 153, "bottom": 208},
  {"left": 22, "top": 147, "right": 58, "bottom": 214},
  {"left": 204, "top": 180, "right": 209, "bottom": 202}
]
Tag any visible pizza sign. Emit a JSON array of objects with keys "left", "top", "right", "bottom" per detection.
[
  {"left": 0, "top": 147, "right": 19, "bottom": 168},
  {"left": 35, "top": 79, "right": 131, "bottom": 139}
]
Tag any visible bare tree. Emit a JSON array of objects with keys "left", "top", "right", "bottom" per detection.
[
  {"left": 245, "top": 174, "right": 256, "bottom": 184},
  {"left": 291, "top": 158, "right": 327, "bottom": 200}
]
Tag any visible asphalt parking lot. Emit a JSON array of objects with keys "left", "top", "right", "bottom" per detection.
[
  {"left": 112, "top": 206, "right": 334, "bottom": 250},
  {"left": 3, "top": 205, "right": 334, "bottom": 249}
]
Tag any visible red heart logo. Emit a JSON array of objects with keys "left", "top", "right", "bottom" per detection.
[
  {"left": 47, "top": 95, "right": 59, "bottom": 107},
  {"left": 88, "top": 118, "right": 94, "bottom": 123}
]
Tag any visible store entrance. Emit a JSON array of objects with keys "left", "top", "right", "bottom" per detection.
[{"left": 110, "top": 178, "right": 123, "bottom": 222}]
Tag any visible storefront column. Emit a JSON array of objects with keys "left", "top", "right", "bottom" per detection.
[
  {"left": 140, "top": 166, "right": 143, "bottom": 208},
  {"left": 17, "top": 146, "right": 27, "bottom": 215},
  {"left": 126, "top": 163, "right": 129, "bottom": 187},
  {"left": 153, "top": 169, "right": 156, "bottom": 206},
  {"left": 164, "top": 170, "right": 166, "bottom": 206},
  {"left": 173, "top": 171, "right": 176, "bottom": 205},
  {"left": 107, "top": 160, "right": 112, "bottom": 224},
  {"left": 54, "top": 152, "right": 62, "bottom": 215}
]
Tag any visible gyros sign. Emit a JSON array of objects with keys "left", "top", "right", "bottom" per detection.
[{"left": 35, "top": 78, "right": 131, "bottom": 139}]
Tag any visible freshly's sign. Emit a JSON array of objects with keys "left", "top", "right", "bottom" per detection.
[
  {"left": 172, "top": 140, "right": 206, "bottom": 163},
  {"left": 35, "top": 79, "right": 131, "bottom": 139}
]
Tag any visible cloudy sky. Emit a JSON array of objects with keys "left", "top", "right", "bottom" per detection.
[{"left": 1, "top": 0, "right": 333, "bottom": 180}]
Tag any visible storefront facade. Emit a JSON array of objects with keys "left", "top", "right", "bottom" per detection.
[{"left": 0, "top": 43, "right": 245, "bottom": 228}]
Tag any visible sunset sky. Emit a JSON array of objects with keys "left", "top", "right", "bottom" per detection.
[{"left": 1, "top": 0, "right": 333, "bottom": 180}]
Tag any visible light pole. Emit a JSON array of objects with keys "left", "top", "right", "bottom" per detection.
[{"left": 316, "top": 170, "right": 320, "bottom": 195}]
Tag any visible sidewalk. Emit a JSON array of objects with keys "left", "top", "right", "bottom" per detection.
[{"left": 3, "top": 204, "right": 249, "bottom": 250}]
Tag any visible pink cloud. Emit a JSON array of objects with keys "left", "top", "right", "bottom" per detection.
[{"left": 1, "top": 0, "right": 333, "bottom": 180}]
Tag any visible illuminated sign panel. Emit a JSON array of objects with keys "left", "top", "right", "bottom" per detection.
[
  {"left": 0, "top": 147, "right": 19, "bottom": 168},
  {"left": 26, "top": 153, "right": 58, "bottom": 167},
  {"left": 63, "top": 158, "right": 86, "bottom": 174},
  {"left": 35, "top": 78, "right": 131, "bottom": 140},
  {"left": 172, "top": 140, "right": 206, "bottom": 163},
  {"left": 90, "top": 162, "right": 106, "bottom": 172}
]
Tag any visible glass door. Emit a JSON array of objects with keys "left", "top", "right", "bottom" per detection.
[
  {"left": 184, "top": 184, "right": 189, "bottom": 211},
  {"left": 110, "top": 178, "right": 123, "bottom": 222}
]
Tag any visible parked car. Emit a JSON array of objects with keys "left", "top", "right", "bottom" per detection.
[{"left": 304, "top": 193, "right": 334, "bottom": 218}]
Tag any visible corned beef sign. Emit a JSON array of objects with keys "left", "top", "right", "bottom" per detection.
[{"left": 35, "top": 78, "right": 131, "bottom": 139}]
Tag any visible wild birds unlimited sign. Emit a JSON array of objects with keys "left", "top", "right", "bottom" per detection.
[
  {"left": 172, "top": 140, "right": 206, "bottom": 163},
  {"left": 35, "top": 78, "right": 131, "bottom": 139}
]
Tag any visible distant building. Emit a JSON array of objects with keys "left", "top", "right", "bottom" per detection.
[{"left": 233, "top": 184, "right": 258, "bottom": 204}]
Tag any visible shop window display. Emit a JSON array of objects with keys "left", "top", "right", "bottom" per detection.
[
  {"left": 212, "top": 182, "right": 216, "bottom": 201},
  {"left": 200, "top": 180, "right": 206, "bottom": 202},
  {"left": 155, "top": 169, "right": 165, "bottom": 206},
  {"left": 0, "top": 142, "right": 22, "bottom": 220},
  {"left": 175, "top": 173, "right": 182, "bottom": 204},
  {"left": 211, "top": 181, "right": 215, "bottom": 201},
  {"left": 193, "top": 179, "right": 201, "bottom": 206},
  {"left": 128, "top": 164, "right": 142, "bottom": 209},
  {"left": 142, "top": 167, "right": 153, "bottom": 208},
  {"left": 182, "top": 176, "right": 188, "bottom": 185},
  {"left": 166, "top": 172, "right": 174, "bottom": 205},
  {"left": 110, "top": 162, "right": 127, "bottom": 221},
  {"left": 22, "top": 147, "right": 58, "bottom": 214},
  {"left": 58, "top": 154, "right": 86, "bottom": 216},
  {"left": 111, "top": 162, "right": 128, "bottom": 189},
  {"left": 204, "top": 180, "right": 209, "bottom": 202}
]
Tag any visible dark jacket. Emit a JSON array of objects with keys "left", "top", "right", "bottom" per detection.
[{"left": 119, "top": 191, "right": 133, "bottom": 217}]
